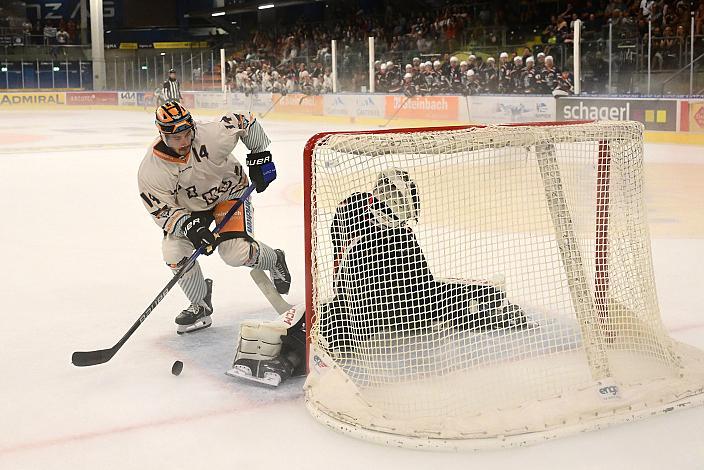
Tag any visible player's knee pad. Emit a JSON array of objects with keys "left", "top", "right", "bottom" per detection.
[
  {"left": 217, "top": 238, "right": 255, "bottom": 267},
  {"left": 234, "top": 303, "right": 305, "bottom": 362},
  {"left": 162, "top": 233, "right": 196, "bottom": 267}
]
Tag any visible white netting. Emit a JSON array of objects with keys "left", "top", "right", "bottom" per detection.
[{"left": 303, "top": 121, "right": 704, "bottom": 449}]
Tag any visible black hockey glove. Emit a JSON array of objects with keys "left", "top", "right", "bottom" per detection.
[
  {"left": 183, "top": 213, "right": 217, "bottom": 255},
  {"left": 246, "top": 150, "right": 277, "bottom": 193}
]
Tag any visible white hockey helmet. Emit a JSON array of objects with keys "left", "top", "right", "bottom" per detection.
[
  {"left": 371, "top": 169, "right": 420, "bottom": 228},
  {"left": 404, "top": 72, "right": 413, "bottom": 79},
  {"left": 460, "top": 61, "right": 468, "bottom": 67},
  {"left": 514, "top": 56, "right": 523, "bottom": 64},
  {"left": 487, "top": 57, "right": 496, "bottom": 63},
  {"left": 386, "top": 60, "right": 394, "bottom": 67},
  {"left": 545, "top": 55, "right": 554, "bottom": 63},
  {"left": 537, "top": 52, "right": 546, "bottom": 58},
  {"left": 450, "top": 56, "right": 459, "bottom": 63},
  {"left": 466, "top": 69, "right": 475, "bottom": 77},
  {"left": 526, "top": 56, "right": 535, "bottom": 64},
  {"left": 405, "top": 64, "right": 413, "bottom": 70},
  {"left": 500, "top": 52, "right": 509, "bottom": 59},
  {"left": 433, "top": 60, "right": 441, "bottom": 67},
  {"left": 468, "top": 54, "right": 476, "bottom": 61}
]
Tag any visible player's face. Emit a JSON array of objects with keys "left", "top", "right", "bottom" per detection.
[{"left": 163, "top": 128, "right": 194, "bottom": 156}]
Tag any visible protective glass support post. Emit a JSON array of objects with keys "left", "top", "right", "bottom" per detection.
[
  {"left": 137, "top": 59, "right": 141, "bottom": 90},
  {"left": 331, "top": 39, "right": 337, "bottom": 93},
  {"left": 36, "top": 58, "right": 40, "bottom": 89},
  {"left": 647, "top": 21, "right": 652, "bottom": 95},
  {"left": 180, "top": 53, "right": 185, "bottom": 87},
  {"left": 368, "top": 36, "right": 375, "bottom": 93},
  {"left": 20, "top": 60, "right": 24, "bottom": 88},
  {"left": 67, "top": 58, "right": 70, "bottom": 88},
  {"left": 211, "top": 50, "right": 215, "bottom": 88},
  {"left": 114, "top": 57, "right": 117, "bottom": 90},
  {"left": 123, "top": 59, "right": 126, "bottom": 90},
  {"left": 154, "top": 56, "right": 157, "bottom": 89},
  {"left": 189, "top": 53, "right": 193, "bottom": 90},
  {"left": 691, "top": 12, "right": 695, "bottom": 96},
  {"left": 79, "top": 59, "right": 83, "bottom": 89},
  {"left": 220, "top": 48, "right": 226, "bottom": 94},
  {"left": 200, "top": 51, "right": 204, "bottom": 90},
  {"left": 608, "top": 21, "right": 612, "bottom": 94},
  {"left": 573, "top": 19, "right": 581, "bottom": 95},
  {"left": 130, "top": 60, "right": 134, "bottom": 91}
]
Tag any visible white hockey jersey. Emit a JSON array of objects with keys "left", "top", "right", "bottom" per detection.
[{"left": 138, "top": 113, "right": 271, "bottom": 234}]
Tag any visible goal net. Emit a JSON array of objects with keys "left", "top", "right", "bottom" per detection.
[{"left": 303, "top": 121, "right": 704, "bottom": 449}]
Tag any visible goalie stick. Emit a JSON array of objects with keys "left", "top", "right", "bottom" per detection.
[
  {"left": 71, "top": 183, "right": 257, "bottom": 367},
  {"left": 250, "top": 268, "right": 293, "bottom": 315}
]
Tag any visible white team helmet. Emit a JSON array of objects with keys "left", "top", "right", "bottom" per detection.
[
  {"left": 468, "top": 54, "right": 476, "bottom": 61},
  {"left": 405, "top": 64, "right": 413, "bottom": 70},
  {"left": 514, "top": 56, "right": 523, "bottom": 64},
  {"left": 380, "top": 63, "right": 387, "bottom": 71},
  {"left": 500, "top": 52, "right": 509, "bottom": 59},
  {"left": 412, "top": 57, "right": 421, "bottom": 64},
  {"left": 371, "top": 169, "right": 420, "bottom": 228},
  {"left": 487, "top": 57, "right": 496, "bottom": 63},
  {"left": 526, "top": 56, "right": 535, "bottom": 64},
  {"left": 450, "top": 56, "right": 459, "bottom": 63},
  {"left": 460, "top": 61, "right": 468, "bottom": 67},
  {"left": 300, "top": 70, "right": 309, "bottom": 77},
  {"left": 545, "top": 55, "right": 554, "bottom": 63},
  {"left": 386, "top": 60, "right": 394, "bottom": 67},
  {"left": 404, "top": 72, "right": 413, "bottom": 79},
  {"left": 466, "top": 69, "right": 475, "bottom": 76},
  {"left": 433, "top": 60, "right": 441, "bottom": 67},
  {"left": 537, "top": 52, "right": 546, "bottom": 59}
]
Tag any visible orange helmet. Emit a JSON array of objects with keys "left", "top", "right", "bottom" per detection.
[{"left": 155, "top": 101, "right": 194, "bottom": 134}]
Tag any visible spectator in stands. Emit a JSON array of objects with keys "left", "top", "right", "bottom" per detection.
[
  {"left": 43, "top": 22, "right": 57, "bottom": 45},
  {"left": 56, "top": 28, "right": 69, "bottom": 46}
]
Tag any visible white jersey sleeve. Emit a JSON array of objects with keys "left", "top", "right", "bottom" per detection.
[
  {"left": 218, "top": 113, "right": 271, "bottom": 153},
  {"left": 137, "top": 140, "right": 190, "bottom": 234}
]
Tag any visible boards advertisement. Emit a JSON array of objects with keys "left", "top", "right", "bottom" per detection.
[
  {"left": 556, "top": 97, "right": 677, "bottom": 131},
  {"left": 0, "top": 92, "right": 65, "bottom": 106},
  {"left": 384, "top": 95, "right": 459, "bottom": 121},
  {"left": 66, "top": 92, "right": 118, "bottom": 106}
]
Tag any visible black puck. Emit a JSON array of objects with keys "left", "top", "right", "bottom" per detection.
[{"left": 171, "top": 360, "right": 183, "bottom": 376}]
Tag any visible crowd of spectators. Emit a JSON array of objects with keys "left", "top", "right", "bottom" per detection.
[{"left": 219, "top": 0, "right": 701, "bottom": 97}]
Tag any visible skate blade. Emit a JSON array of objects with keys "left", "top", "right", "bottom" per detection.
[
  {"left": 176, "top": 316, "right": 213, "bottom": 335},
  {"left": 225, "top": 366, "right": 282, "bottom": 387}
]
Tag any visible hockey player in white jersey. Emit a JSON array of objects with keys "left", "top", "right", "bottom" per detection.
[{"left": 138, "top": 101, "right": 291, "bottom": 334}]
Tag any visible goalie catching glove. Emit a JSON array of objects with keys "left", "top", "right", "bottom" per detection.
[
  {"left": 226, "top": 303, "right": 306, "bottom": 387},
  {"left": 246, "top": 150, "right": 276, "bottom": 193}
]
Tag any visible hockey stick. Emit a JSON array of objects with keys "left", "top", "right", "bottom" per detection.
[
  {"left": 72, "top": 183, "right": 258, "bottom": 367},
  {"left": 378, "top": 95, "right": 411, "bottom": 128},
  {"left": 260, "top": 93, "right": 284, "bottom": 119},
  {"left": 250, "top": 269, "right": 293, "bottom": 315}
]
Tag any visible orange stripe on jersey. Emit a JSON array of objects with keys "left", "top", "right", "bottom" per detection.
[{"left": 151, "top": 138, "right": 191, "bottom": 164}]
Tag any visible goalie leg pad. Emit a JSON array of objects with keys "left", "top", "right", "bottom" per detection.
[{"left": 227, "top": 304, "right": 306, "bottom": 386}]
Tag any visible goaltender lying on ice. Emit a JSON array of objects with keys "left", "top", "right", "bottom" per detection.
[{"left": 228, "top": 168, "right": 533, "bottom": 387}]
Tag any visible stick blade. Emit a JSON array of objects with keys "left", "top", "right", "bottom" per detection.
[{"left": 72, "top": 348, "right": 116, "bottom": 367}]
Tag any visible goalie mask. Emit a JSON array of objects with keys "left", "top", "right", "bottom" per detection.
[{"left": 370, "top": 169, "right": 420, "bottom": 228}]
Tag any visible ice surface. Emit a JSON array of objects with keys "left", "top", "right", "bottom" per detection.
[{"left": 0, "top": 110, "right": 703, "bottom": 469}]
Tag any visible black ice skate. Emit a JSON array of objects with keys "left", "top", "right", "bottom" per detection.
[
  {"left": 271, "top": 249, "right": 291, "bottom": 295},
  {"left": 176, "top": 278, "right": 214, "bottom": 334}
]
